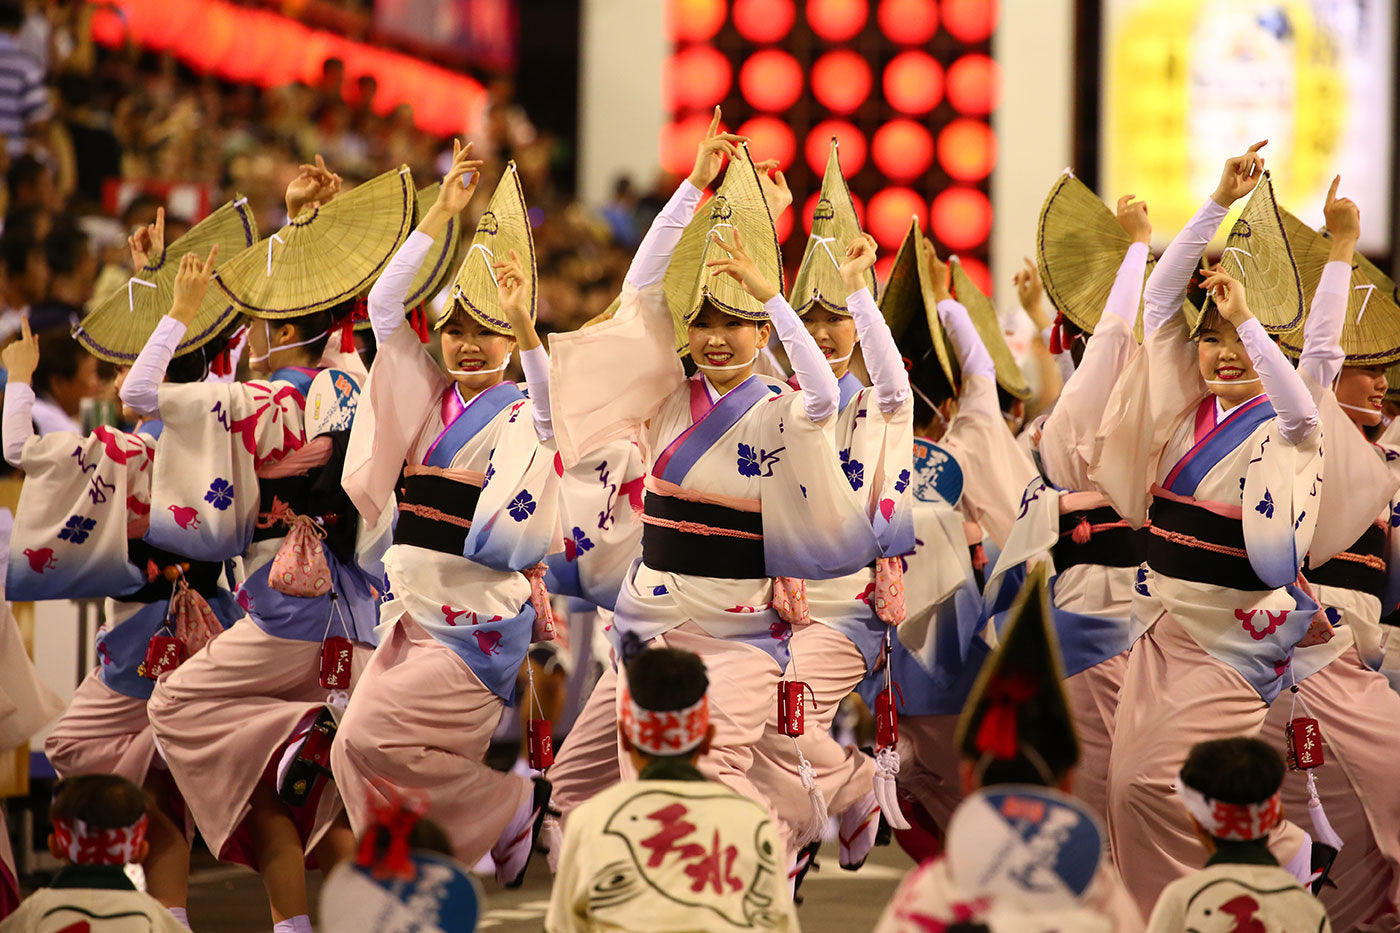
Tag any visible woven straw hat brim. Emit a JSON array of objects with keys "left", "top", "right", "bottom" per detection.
[
  {"left": 951, "top": 257, "right": 1031, "bottom": 399},
  {"left": 662, "top": 144, "right": 785, "bottom": 352},
  {"left": 1274, "top": 208, "right": 1400, "bottom": 366},
  {"left": 789, "top": 139, "right": 874, "bottom": 316},
  {"left": 215, "top": 166, "right": 415, "bottom": 320},
  {"left": 881, "top": 218, "right": 958, "bottom": 395},
  {"left": 444, "top": 161, "right": 536, "bottom": 336},
  {"left": 353, "top": 183, "right": 467, "bottom": 331},
  {"left": 76, "top": 198, "right": 259, "bottom": 363},
  {"left": 1206, "top": 171, "right": 1306, "bottom": 335},
  {"left": 1036, "top": 170, "right": 1141, "bottom": 336}
]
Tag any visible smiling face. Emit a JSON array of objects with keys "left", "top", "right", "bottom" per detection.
[
  {"left": 440, "top": 310, "right": 516, "bottom": 394},
  {"left": 687, "top": 302, "right": 771, "bottom": 389},
  {"left": 1197, "top": 316, "right": 1261, "bottom": 408},
  {"left": 802, "top": 309, "right": 857, "bottom": 377},
  {"left": 1335, "top": 365, "right": 1388, "bottom": 427}
]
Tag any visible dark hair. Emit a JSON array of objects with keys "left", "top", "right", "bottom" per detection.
[
  {"left": 7, "top": 154, "right": 47, "bottom": 195},
  {"left": 0, "top": 224, "right": 41, "bottom": 277},
  {"left": 164, "top": 319, "right": 244, "bottom": 385},
  {"left": 44, "top": 222, "right": 89, "bottom": 279},
  {"left": 1180, "top": 737, "right": 1284, "bottom": 808},
  {"left": 33, "top": 329, "right": 88, "bottom": 393},
  {"left": 0, "top": 1, "right": 23, "bottom": 33},
  {"left": 51, "top": 774, "right": 147, "bottom": 831},
  {"left": 625, "top": 647, "right": 708, "bottom": 714},
  {"left": 273, "top": 297, "right": 354, "bottom": 362}
]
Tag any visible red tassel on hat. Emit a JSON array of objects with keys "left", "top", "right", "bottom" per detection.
[
  {"left": 974, "top": 676, "right": 1038, "bottom": 760},
  {"left": 409, "top": 305, "right": 430, "bottom": 343},
  {"left": 1048, "top": 311, "right": 1067, "bottom": 355},
  {"left": 338, "top": 315, "right": 356, "bottom": 353},
  {"left": 210, "top": 346, "right": 232, "bottom": 376}
]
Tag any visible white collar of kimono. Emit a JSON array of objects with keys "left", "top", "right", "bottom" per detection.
[{"left": 1215, "top": 392, "right": 1265, "bottom": 420}]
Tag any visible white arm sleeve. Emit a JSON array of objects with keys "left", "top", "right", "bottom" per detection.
[
  {"left": 1296, "top": 260, "right": 1351, "bottom": 393},
  {"left": 936, "top": 298, "right": 996, "bottom": 382},
  {"left": 2, "top": 381, "right": 34, "bottom": 467},
  {"left": 765, "top": 293, "right": 839, "bottom": 423},
  {"left": 369, "top": 231, "right": 435, "bottom": 345},
  {"left": 1236, "top": 317, "right": 1318, "bottom": 445},
  {"left": 520, "top": 345, "right": 553, "bottom": 442},
  {"left": 119, "top": 316, "right": 187, "bottom": 418},
  {"left": 847, "top": 286, "right": 910, "bottom": 412},
  {"left": 625, "top": 181, "right": 704, "bottom": 289},
  {"left": 1143, "top": 198, "right": 1229, "bottom": 337},
  {"left": 1103, "top": 242, "right": 1150, "bottom": 326}
]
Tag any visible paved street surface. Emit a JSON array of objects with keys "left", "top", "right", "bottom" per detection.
[{"left": 184, "top": 837, "right": 915, "bottom": 931}]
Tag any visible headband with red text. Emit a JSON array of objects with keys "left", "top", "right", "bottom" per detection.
[
  {"left": 52, "top": 814, "right": 149, "bottom": 865},
  {"left": 621, "top": 689, "right": 709, "bottom": 757},
  {"left": 1176, "top": 778, "right": 1282, "bottom": 842}
]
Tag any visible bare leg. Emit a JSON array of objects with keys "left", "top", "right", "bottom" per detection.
[
  {"left": 311, "top": 811, "right": 357, "bottom": 873},
  {"left": 248, "top": 781, "right": 308, "bottom": 924},
  {"left": 141, "top": 772, "right": 189, "bottom": 910}
]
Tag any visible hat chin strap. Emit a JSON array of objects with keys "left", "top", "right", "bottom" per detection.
[
  {"left": 248, "top": 319, "right": 329, "bottom": 365},
  {"left": 695, "top": 351, "right": 759, "bottom": 373},
  {"left": 447, "top": 352, "right": 512, "bottom": 377},
  {"left": 1337, "top": 400, "right": 1382, "bottom": 416},
  {"left": 1203, "top": 376, "right": 1261, "bottom": 386},
  {"left": 825, "top": 349, "right": 854, "bottom": 366}
]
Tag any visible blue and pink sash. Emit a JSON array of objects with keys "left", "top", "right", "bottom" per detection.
[
  {"left": 423, "top": 382, "right": 525, "bottom": 469},
  {"left": 1162, "top": 395, "right": 1274, "bottom": 497},
  {"left": 651, "top": 375, "right": 776, "bottom": 485}
]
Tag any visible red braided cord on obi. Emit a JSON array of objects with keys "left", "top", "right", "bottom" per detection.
[
  {"left": 1148, "top": 524, "right": 1248, "bottom": 559},
  {"left": 640, "top": 514, "right": 763, "bottom": 540},
  {"left": 397, "top": 501, "right": 473, "bottom": 529}
]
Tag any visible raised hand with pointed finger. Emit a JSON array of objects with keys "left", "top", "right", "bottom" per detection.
[
  {"left": 688, "top": 107, "right": 748, "bottom": 191},
  {"left": 705, "top": 228, "right": 777, "bottom": 303},
  {"left": 170, "top": 246, "right": 219, "bottom": 326},
  {"left": 839, "top": 233, "right": 878, "bottom": 293},
  {"left": 1, "top": 317, "right": 39, "bottom": 384},
  {"left": 1116, "top": 194, "right": 1151, "bottom": 244},
  {"left": 1211, "top": 140, "right": 1268, "bottom": 207},
  {"left": 128, "top": 206, "right": 165, "bottom": 270},
  {"left": 285, "top": 154, "right": 342, "bottom": 219}
]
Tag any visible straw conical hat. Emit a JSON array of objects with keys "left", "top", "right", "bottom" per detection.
[
  {"left": 950, "top": 257, "right": 1031, "bottom": 400},
  {"left": 662, "top": 144, "right": 784, "bottom": 353},
  {"left": 954, "top": 562, "right": 1079, "bottom": 781},
  {"left": 1275, "top": 210, "right": 1400, "bottom": 367},
  {"left": 1387, "top": 360, "right": 1400, "bottom": 401},
  {"left": 1036, "top": 170, "right": 1147, "bottom": 335},
  {"left": 215, "top": 165, "right": 415, "bottom": 320},
  {"left": 353, "top": 182, "right": 467, "bottom": 330},
  {"left": 444, "top": 161, "right": 536, "bottom": 335},
  {"left": 75, "top": 198, "right": 259, "bottom": 364},
  {"left": 789, "top": 139, "right": 873, "bottom": 315},
  {"left": 1208, "top": 171, "right": 1306, "bottom": 334},
  {"left": 883, "top": 217, "right": 958, "bottom": 401}
]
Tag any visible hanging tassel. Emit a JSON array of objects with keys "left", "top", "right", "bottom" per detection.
[
  {"left": 338, "top": 315, "right": 356, "bottom": 353},
  {"left": 874, "top": 745, "right": 911, "bottom": 830},
  {"left": 210, "top": 345, "right": 232, "bottom": 377},
  {"left": 1048, "top": 311, "right": 1067, "bottom": 355},
  {"left": 409, "top": 305, "right": 431, "bottom": 343},
  {"left": 794, "top": 744, "right": 830, "bottom": 847},
  {"left": 1071, "top": 515, "right": 1092, "bottom": 545},
  {"left": 1305, "top": 770, "right": 1343, "bottom": 850}
]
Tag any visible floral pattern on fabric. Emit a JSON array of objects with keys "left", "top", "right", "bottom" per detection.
[
  {"left": 508, "top": 490, "right": 537, "bottom": 522},
  {"left": 57, "top": 515, "right": 96, "bottom": 544},
  {"left": 840, "top": 448, "right": 865, "bottom": 491},
  {"left": 203, "top": 477, "right": 235, "bottom": 510}
]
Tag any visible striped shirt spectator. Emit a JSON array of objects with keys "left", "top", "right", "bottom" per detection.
[{"left": 0, "top": 17, "right": 51, "bottom": 156}]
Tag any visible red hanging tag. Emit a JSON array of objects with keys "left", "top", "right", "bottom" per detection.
[
  {"left": 409, "top": 305, "right": 430, "bottom": 343},
  {"left": 320, "top": 635, "right": 354, "bottom": 689},
  {"left": 1285, "top": 717, "right": 1325, "bottom": 771},
  {"left": 876, "top": 681, "right": 903, "bottom": 750},
  {"left": 141, "top": 633, "right": 185, "bottom": 679},
  {"left": 777, "top": 681, "right": 811, "bottom": 737},
  {"left": 527, "top": 718, "right": 554, "bottom": 769}
]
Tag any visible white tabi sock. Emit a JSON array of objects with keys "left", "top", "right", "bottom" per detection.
[
  {"left": 168, "top": 906, "right": 190, "bottom": 928},
  {"left": 272, "top": 915, "right": 312, "bottom": 933}
]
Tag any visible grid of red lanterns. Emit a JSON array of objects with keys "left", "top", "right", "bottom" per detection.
[{"left": 664, "top": 0, "right": 999, "bottom": 293}]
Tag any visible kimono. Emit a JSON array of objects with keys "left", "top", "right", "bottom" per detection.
[
  {"left": 123, "top": 318, "right": 382, "bottom": 868},
  {"left": 1090, "top": 198, "right": 1327, "bottom": 916},
  {"left": 1, "top": 395, "right": 240, "bottom": 796},
  {"left": 983, "top": 241, "right": 1150, "bottom": 822},
  {"left": 544, "top": 767, "right": 798, "bottom": 933},
  {"left": 1146, "top": 858, "right": 1331, "bottom": 933},
  {"left": 548, "top": 180, "right": 880, "bottom": 836},
  {"left": 334, "top": 230, "right": 561, "bottom": 868}
]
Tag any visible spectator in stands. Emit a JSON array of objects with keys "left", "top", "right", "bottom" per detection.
[
  {"left": 0, "top": 0, "right": 51, "bottom": 157},
  {"left": 29, "top": 327, "right": 98, "bottom": 435},
  {"left": 56, "top": 71, "right": 122, "bottom": 208},
  {"left": 0, "top": 222, "right": 48, "bottom": 339},
  {"left": 30, "top": 219, "right": 92, "bottom": 330},
  {"left": 600, "top": 175, "right": 638, "bottom": 247},
  {"left": 7, "top": 153, "right": 55, "bottom": 212},
  {"left": 0, "top": 774, "right": 186, "bottom": 933},
  {"left": 1146, "top": 738, "right": 1333, "bottom": 932}
]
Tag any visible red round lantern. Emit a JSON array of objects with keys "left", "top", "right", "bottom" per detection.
[
  {"left": 867, "top": 187, "right": 926, "bottom": 249},
  {"left": 740, "top": 49, "right": 805, "bottom": 113},
  {"left": 874, "top": 254, "right": 896, "bottom": 287},
  {"left": 877, "top": 0, "right": 939, "bottom": 44},
  {"left": 666, "top": 46, "right": 733, "bottom": 112},
  {"left": 803, "top": 189, "right": 866, "bottom": 233},
  {"left": 739, "top": 116, "right": 797, "bottom": 170},
  {"left": 882, "top": 51, "right": 943, "bottom": 115},
  {"left": 931, "top": 187, "right": 993, "bottom": 251},
  {"left": 941, "top": 0, "right": 997, "bottom": 43},
  {"left": 805, "top": 120, "right": 868, "bottom": 175},
  {"left": 733, "top": 0, "right": 797, "bottom": 43},
  {"left": 956, "top": 256, "right": 992, "bottom": 295},
  {"left": 946, "top": 53, "right": 999, "bottom": 115},
  {"left": 937, "top": 118, "right": 996, "bottom": 181},
  {"left": 661, "top": 113, "right": 721, "bottom": 175},
  {"left": 670, "top": 0, "right": 728, "bottom": 42},
  {"left": 872, "top": 120, "right": 934, "bottom": 182},
  {"left": 811, "top": 50, "right": 873, "bottom": 115},
  {"left": 807, "top": 0, "right": 869, "bottom": 41}
]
